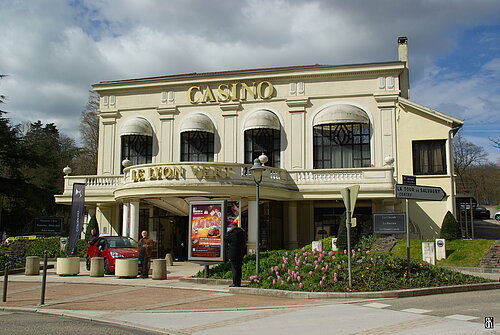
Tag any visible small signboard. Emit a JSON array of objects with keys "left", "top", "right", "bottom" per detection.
[
  {"left": 34, "top": 217, "right": 63, "bottom": 235},
  {"left": 396, "top": 184, "right": 447, "bottom": 201},
  {"left": 402, "top": 175, "right": 416, "bottom": 185},
  {"left": 188, "top": 201, "right": 226, "bottom": 262},
  {"left": 373, "top": 213, "right": 406, "bottom": 234}
]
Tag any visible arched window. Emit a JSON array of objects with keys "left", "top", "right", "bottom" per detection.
[
  {"left": 243, "top": 110, "right": 281, "bottom": 168},
  {"left": 181, "top": 131, "right": 214, "bottom": 162},
  {"left": 120, "top": 118, "right": 153, "bottom": 171},
  {"left": 313, "top": 105, "right": 371, "bottom": 169},
  {"left": 180, "top": 113, "right": 215, "bottom": 162}
]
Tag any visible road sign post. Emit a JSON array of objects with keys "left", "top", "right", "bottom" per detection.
[
  {"left": 396, "top": 183, "right": 447, "bottom": 275},
  {"left": 341, "top": 185, "right": 360, "bottom": 288}
]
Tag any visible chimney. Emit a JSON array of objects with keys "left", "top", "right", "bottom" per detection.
[{"left": 398, "top": 36, "right": 408, "bottom": 63}]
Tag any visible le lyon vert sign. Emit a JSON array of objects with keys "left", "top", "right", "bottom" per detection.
[{"left": 131, "top": 165, "right": 233, "bottom": 182}]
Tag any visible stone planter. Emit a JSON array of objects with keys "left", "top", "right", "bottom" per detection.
[
  {"left": 115, "top": 258, "right": 138, "bottom": 278},
  {"left": 152, "top": 259, "right": 167, "bottom": 280},
  {"left": 56, "top": 257, "right": 80, "bottom": 276},
  {"left": 25, "top": 256, "right": 40, "bottom": 276},
  {"left": 90, "top": 257, "right": 104, "bottom": 277}
]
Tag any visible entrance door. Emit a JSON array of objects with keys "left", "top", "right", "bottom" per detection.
[{"left": 152, "top": 216, "right": 188, "bottom": 260}]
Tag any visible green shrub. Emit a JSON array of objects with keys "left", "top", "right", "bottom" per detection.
[
  {"left": 439, "top": 211, "right": 462, "bottom": 240},
  {"left": 9, "top": 237, "right": 87, "bottom": 259},
  {"left": 336, "top": 212, "right": 359, "bottom": 251}
]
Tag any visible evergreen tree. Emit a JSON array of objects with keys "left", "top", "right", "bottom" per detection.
[
  {"left": 439, "top": 211, "right": 462, "bottom": 240},
  {"left": 84, "top": 215, "right": 99, "bottom": 241},
  {"left": 336, "top": 212, "right": 359, "bottom": 252}
]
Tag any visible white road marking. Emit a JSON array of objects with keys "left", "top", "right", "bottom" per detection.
[
  {"left": 445, "top": 314, "right": 479, "bottom": 321},
  {"left": 363, "top": 302, "right": 391, "bottom": 309},
  {"left": 401, "top": 308, "right": 432, "bottom": 314}
]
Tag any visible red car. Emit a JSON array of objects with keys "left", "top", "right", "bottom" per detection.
[{"left": 86, "top": 236, "right": 139, "bottom": 274}]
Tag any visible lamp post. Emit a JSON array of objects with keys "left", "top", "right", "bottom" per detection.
[{"left": 250, "top": 157, "right": 266, "bottom": 275}]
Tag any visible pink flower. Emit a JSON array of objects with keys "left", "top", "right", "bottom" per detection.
[
  {"left": 309, "top": 271, "right": 313, "bottom": 276},
  {"left": 314, "top": 264, "right": 319, "bottom": 270},
  {"left": 297, "top": 276, "right": 301, "bottom": 282},
  {"left": 281, "top": 280, "right": 284, "bottom": 285},
  {"left": 331, "top": 256, "right": 336, "bottom": 260},
  {"left": 325, "top": 265, "right": 329, "bottom": 270},
  {"left": 285, "top": 252, "right": 289, "bottom": 256},
  {"left": 302, "top": 247, "right": 306, "bottom": 252},
  {"left": 293, "top": 273, "right": 297, "bottom": 279},
  {"left": 358, "top": 248, "right": 361, "bottom": 252},
  {"left": 328, "top": 251, "right": 333, "bottom": 257},
  {"left": 344, "top": 250, "right": 347, "bottom": 254},
  {"left": 272, "top": 279, "right": 276, "bottom": 285},
  {"left": 287, "top": 276, "right": 291, "bottom": 282},
  {"left": 287, "top": 269, "right": 291, "bottom": 275},
  {"left": 321, "top": 267, "right": 325, "bottom": 271},
  {"left": 333, "top": 277, "right": 338, "bottom": 282},
  {"left": 320, "top": 280, "right": 323, "bottom": 286},
  {"left": 277, "top": 275, "right": 281, "bottom": 280},
  {"left": 295, "top": 266, "right": 299, "bottom": 270},
  {"left": 299, "top": 283, "right": 303, "bottom": 289},
  {"left": 337, "top": 265, "right": 341, "bottom": 270}
]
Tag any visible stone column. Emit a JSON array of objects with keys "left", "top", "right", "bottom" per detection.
[
  {"left": 130, "top": 201, "right": 140, "bottom": 241},
  {"left": 122, "top": 202, "right": 130, "bottom": 237}
]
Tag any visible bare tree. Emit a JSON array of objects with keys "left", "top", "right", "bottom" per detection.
[
  {"left": 75, "top": 90, "right": 99, "bottom": 175},
  {"left": 490, "top": 137, "right": 500, "bottom": 149},
  {"left": 454, "top": 133, "right": 488, "bottom": 186}
]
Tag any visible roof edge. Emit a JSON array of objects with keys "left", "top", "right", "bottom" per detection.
[{"left": 398, "top": 97, "right": 464, "bottom": 127}]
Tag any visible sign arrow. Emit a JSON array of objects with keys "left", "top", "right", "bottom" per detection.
[{"left": 396, "top": 184, "right": 447, "bottom": 201}]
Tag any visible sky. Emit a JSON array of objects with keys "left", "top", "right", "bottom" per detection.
[{"left": 1, "top": 0, "right": 499, "bottom": 162}]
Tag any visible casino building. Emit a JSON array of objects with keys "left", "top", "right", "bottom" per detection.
[{"left": 55, "top": 37, "right": 463, "bottom": 259}]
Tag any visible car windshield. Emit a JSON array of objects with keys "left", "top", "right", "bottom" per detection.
[{"left": 106, "top": 237, "right": 137, "bottom": 248}]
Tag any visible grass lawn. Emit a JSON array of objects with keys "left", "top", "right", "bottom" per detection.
[{"left": 391, "top": 239, "right": 496, "bottom": 267}]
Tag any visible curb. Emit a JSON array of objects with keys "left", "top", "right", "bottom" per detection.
[
  {"left": 0, "top": 265, "right": 55, "bottom": 276},
  {"left": 182, "top": 277, "right": 500, "bottom": 299},
  {"left": 444, "top": 266, "right": 500, "bottom": 273}
]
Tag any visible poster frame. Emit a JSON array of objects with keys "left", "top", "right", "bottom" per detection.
[{"left": 188, "top": 200, "right": 227, "bottom": 262}]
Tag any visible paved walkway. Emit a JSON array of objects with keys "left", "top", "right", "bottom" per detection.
[{"left": 1, "top": 261, "right": 499, "bottom": 334}]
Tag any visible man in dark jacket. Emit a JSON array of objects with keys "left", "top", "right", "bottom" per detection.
[
  {"left": 138, "top": 230, "right": 154, "bottom": 278},
  {"left": 225, "top": 223, "right": 246, "bottom": 287}
]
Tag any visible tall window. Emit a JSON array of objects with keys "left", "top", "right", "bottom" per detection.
[
  {"left": 244, "top": 128, "right": 280, "bottom": 167},
  {"left": 313, "top": 123, "right": 370, "bottom": 169},
  {"left": 121, "top": 135, "right": 152, "bottom": 169},
  {"left": 181, "top": 131, "right": 214, "bottom": 162},
  {"left": 412, "top": 140, "right": 446, "bottom": 175}
]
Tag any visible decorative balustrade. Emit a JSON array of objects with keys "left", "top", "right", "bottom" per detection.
[{"left": 60, "top": 165, "right": 394, "bottom": 201}]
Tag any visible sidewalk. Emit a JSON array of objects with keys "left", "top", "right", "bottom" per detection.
[{"left": 1, "top": 261, "right": 499, "bottom": 334}]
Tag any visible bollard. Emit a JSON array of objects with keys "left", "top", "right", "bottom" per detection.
[
  {"left": 115, "top": 258, "right": 138, "bottom": 278},
  {"left": 90, "top": 257, "right": 104, "bottom": 277},
  {"left": 165, "top": 253, "right": 174, "bottom": 267},
  {"left": 152, "top": 259, "right": 167, "bottom": 280},
  {"left": 40, "top": 250, "right": 48, "bottom": 305},
  {"left": 2, "top": 262, "right": 8, "bottom": 302},
  {"left": 56, "top": 257, "right": 80, "bottom": 276},
  {"left": 25, "top": 256, "right": 41, "bottom": 276}
]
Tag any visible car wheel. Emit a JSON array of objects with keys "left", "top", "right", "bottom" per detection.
[
  {"left": 104, "top": 258, "right": 112, "bottom": 275},
  {"left": 496, "top": 214, "right": 500, "bottom": 221},
  {"left": 86, "top": 256, "right": 91, "bottom": 271}
]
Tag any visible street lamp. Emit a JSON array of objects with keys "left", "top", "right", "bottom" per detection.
[{"left": 250, "top": 156, "right": 266, "bottom": 275}]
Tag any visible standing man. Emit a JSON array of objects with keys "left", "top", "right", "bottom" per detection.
[
  {"left": 138, "top": 230, "right": 154, "bottom": 278},
  {"left": 225, "top": 223, "right": 246, "bottom": 287},
  {"left": 88, "top": 228, "right": 100, "bottom": 246}
]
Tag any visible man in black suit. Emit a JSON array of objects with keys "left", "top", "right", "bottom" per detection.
[{"left": 225, "top": 223, "right": 246, "bottom": 287}]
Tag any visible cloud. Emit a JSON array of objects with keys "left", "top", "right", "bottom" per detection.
[{"left": 0, "top": 0, "right": 499, "bottom": 153}]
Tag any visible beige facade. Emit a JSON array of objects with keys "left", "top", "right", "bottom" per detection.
[{"left": 56, "top": 39, "right": 463, "bottom": 258}]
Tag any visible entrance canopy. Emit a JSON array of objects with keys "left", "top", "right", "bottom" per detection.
[{"left": 313, "top": 104, "right": 369, "bottom": 125}]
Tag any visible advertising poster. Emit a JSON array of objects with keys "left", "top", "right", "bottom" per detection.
[{"left": 188, "top": 201, "right": 226, "bottom": 262}]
